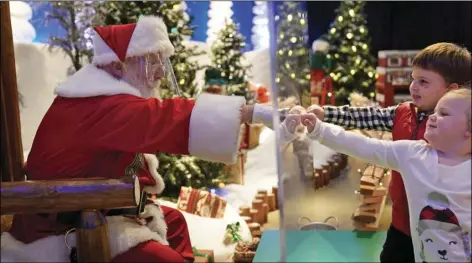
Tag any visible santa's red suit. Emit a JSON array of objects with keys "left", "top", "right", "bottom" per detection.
[{"left": 1, "top": 16, "right": 245, "bottom": 263}]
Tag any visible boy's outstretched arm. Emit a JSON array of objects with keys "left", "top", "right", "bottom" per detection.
[
  {"left": 302, "top": 114, "right": 408, "bottom": 171},
  {"left": 308, "top": 104, "right": 398, "bottom": 132}
]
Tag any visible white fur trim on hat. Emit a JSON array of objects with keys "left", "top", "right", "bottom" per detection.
[
  {"left": 188, "top": 93, "right": 246, "bottom": 164},
  {"left": 143, "top": 154, "right": 165, "bottom": 195},
  {"left": 312, "top": 39, "right": 330, "bottom": 53},
  {"left": 92, "top": 16, "right": 175, "bottom": 65}
]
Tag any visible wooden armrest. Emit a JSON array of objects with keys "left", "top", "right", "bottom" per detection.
[{"left": 1, "top": 176, "right": 140, "bottom": 214}]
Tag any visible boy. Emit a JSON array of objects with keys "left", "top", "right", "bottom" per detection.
[
  {"left": 307, "top": 42, "right": 471, "bottom": 262},
  {"left": 303, "top": 87, "right": 471, "bottom": 263}
]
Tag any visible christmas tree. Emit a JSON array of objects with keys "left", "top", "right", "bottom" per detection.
[
  {"left": 45, "top": 1, "right": 97, "bottom": 75},
  {"left": 210, "top": 20, "right": 251, "bottom": 98},
  {"left": 275, "top": 1, "right": 310, "bottom": 100},
  {"left": 324, "top": 0, "right": 377, "bottom": 105},
  {"left": 95, "top": 1, "right": 228, "bottom": 200}
]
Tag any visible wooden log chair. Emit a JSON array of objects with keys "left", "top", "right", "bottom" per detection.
[{"left": 0, "top": 3, "right": 142, "bottom": 262}]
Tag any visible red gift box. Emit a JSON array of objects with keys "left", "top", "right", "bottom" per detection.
[{"left": 176, "top": 187, "right": 227, "bottom": 218}]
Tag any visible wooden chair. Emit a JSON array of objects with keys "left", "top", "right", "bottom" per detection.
[{"left": 0, "top": 2, "right": 140, "bottom": 262}]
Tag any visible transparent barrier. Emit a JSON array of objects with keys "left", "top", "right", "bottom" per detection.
[{"left": 259, "top": 2, "right": 389, "bottom": 262}]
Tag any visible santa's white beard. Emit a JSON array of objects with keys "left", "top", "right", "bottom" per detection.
[{"left": 121, "top": 69, "right": 162, "bottom": 98}]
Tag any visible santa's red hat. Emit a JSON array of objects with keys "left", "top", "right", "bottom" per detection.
[{"left": 92, "top": 16, "right": 174, "bottom": 65}]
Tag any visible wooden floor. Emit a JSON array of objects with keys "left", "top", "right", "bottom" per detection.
[{"left": 263, "top": 156, "right": 392, "bottom": 231}]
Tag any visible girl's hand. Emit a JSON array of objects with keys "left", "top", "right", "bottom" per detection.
[{"left": 301, "top": 113, "right": 318, "bottom": 133}]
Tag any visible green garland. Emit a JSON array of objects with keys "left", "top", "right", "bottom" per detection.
[
  {"left": 224, "top": 222, "right": 242, "bottom": 245},
  {"left": 192, "top": 247, "right": 213, "bottom": 263}
]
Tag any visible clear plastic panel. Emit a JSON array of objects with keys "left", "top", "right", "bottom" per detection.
[{"left": 264, "top": 2, "right": 351, "bottom": 262}]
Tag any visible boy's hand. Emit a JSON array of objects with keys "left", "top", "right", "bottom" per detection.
[
  {"left": 284, "top": 114, "right": 301, "bottom": 134},
  {"left": 306, "top": 104, "right": 325, "bottom": 121},
  {"left": 301, "top": 113, "right": 318, "bottom": 133}
]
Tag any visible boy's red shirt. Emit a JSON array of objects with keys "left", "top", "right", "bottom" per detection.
[{"left": 391, "top": 103, "right": 427, "bottom": 236}]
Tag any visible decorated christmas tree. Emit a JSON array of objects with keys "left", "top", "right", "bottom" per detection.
[
  {"left": 45, "top": 1, "right": 97, "bottom": 75},
  {"left": 210, "top": 20, "right": 250, "bottom": 98},
  {"left": 275, "top": 1, "right": 310, "bottom": 99},
  {"left": 95, "top": 1, "right": 228, "bottom": 200},
  {"left": 324, "top": 0, "right": 377, "bottom": 105}
]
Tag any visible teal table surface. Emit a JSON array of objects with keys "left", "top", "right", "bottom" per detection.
[{"left": 253, "top": 230, "right": 386, "bottom": 262}]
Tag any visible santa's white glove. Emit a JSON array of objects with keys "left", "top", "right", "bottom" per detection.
[{"left": 251, "top": 103, "right": 275, "bottom": 129}]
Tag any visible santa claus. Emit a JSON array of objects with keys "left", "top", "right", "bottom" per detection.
[{"left": 0, "top": 16, "right": 286, "bottom": 263}]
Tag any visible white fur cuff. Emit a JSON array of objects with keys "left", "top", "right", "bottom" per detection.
[
  {"left": 143, "top": 154, "right": 165, "bottom": 194},
  {"left": 188, "top": 93, "right": 246, "bottom": 164}
]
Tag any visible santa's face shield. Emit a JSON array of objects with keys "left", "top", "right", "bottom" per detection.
[{"left": 124, "top": 53, "right": 181, "bottom": 98}]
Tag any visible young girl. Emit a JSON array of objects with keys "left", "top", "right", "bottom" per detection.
[{"left": 302, "top": 88, "right": 471, "bottom": 263}]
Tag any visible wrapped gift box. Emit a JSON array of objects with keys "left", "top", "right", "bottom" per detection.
[
  {"left": 224, "top": 150, "right": 246, "bottom": 185},
  {"left": 177, "top": 187, "right": 227, "bottom": 218}
]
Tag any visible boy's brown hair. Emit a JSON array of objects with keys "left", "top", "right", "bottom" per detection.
[{"left": 413, "top": 42, "right": 471, "bottom": 85}]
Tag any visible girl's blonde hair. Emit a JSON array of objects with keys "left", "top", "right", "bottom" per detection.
[{"left": 447, "top": 84, "right": 471, "bottom": 130}]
